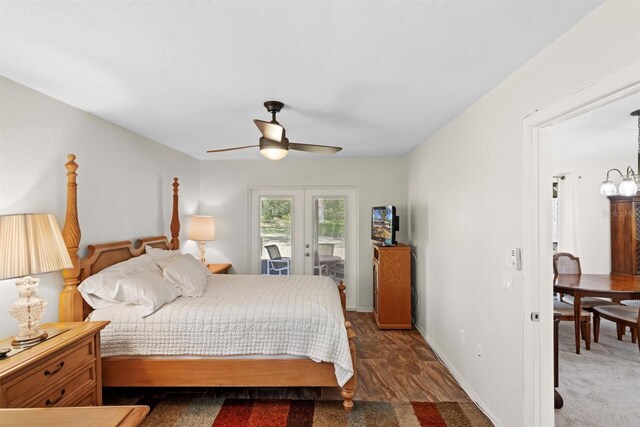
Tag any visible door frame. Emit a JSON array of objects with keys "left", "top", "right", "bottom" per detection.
[
  {"left": 522, "top": 63, "right": 640, "bottom": 426},
  {"left": 303, "top": 188, "right": 358, "bottom": 308},
  {"left": 248, "top": 186, "right": 359, "bottom": 310},
  {"left": 249, "top": 188, "right": 305, "bottom": 275}
]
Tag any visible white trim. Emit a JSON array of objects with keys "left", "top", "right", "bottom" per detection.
[
  {"left": 412, "top": 323, "right": 499, "bottom": 427},
  {"left": 249, "top": 188, "right": 304, "bottom": 275},
  {"left": 303, "top": 187, "right": 359, "bottom": 308},
  {"left": 521, "top": 62, "right": 640, "bottom": 426}
]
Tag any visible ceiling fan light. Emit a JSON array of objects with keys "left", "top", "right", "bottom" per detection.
[
  {"left": 600, "top": 179, "right": 618, "bottom": 196},
  {"left": 619, "top": 177, "right": 638, "bottom": 196},
  {"left": 260, "top": 147, "right": 288, "bottom": 160}
]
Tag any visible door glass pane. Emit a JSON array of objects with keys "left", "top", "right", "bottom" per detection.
[
  {"left": 313, "top": 197, "right": 345, "bottom": 283},
  {"left": 260, "top": 197, "right": 292, "bottom": 275}
]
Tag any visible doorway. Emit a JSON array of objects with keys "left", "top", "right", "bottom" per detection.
[
  {"left": 522, "top": 64, "right": 640, "bottom": 426},
  {"left": 249, "top": 187, "right": 358, "bottom": 308}
]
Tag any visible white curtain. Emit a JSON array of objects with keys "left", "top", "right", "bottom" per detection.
[{"left": 557, "top": 173, "right": 581, "bottom": 256}]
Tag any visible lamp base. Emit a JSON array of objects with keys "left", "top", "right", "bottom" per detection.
[
  {"left": 198, "top": 240, "right": 207, "bottom": 264},
  {"left": 9, "top": 276, "right": 48, "bottom": 348}
]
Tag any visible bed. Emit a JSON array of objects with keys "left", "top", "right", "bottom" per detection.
[{"left": 57, "top": 154, "right": 357, "bottom": 410}]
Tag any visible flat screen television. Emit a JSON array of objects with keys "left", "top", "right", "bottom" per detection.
[{"left": 371, "top": 206, "right": 399, "bottom": 246}]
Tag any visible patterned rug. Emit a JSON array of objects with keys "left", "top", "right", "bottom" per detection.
[{"left": 139, "top": 396, "right": 493, "bottom": 426}]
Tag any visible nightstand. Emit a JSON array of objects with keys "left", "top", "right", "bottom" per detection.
[
  {"left": 207, "top": 263, "right": 232, "bottom": 274},
  {"left": 0, "top": 321, "right": 109, "bottom": 408},
  {"left": 1, "top": 405, "right": 149, "bottom": 427}
]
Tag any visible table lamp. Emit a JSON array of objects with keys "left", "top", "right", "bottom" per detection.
[
  {"left": 188, "top": 215, "right": 215, "bottom": 263},
  {"left": 0, "top": 214, "right": 73, "bottom": 347}
]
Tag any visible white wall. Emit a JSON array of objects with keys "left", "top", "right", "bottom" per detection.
[
  {"left": 0, "top": 77, "right": 200, "bottom": 337},
  {"left": 406, "top": 1, "right": 640, "bottom": 426},
  {"left": 552, "top": 156, "right": 635, "bottom": 273},
  {"left": 199, "top": 158, "right": 407, "bottom": 310}
]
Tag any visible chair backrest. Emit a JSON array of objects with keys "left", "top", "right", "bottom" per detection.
[
  {"left": 553, "top": 252, "right": 582, "bottom": 275},
  {"left": 265, "top": 245, "right": 282, "bottom": 260},
  {"left": 317, "top": 243, "right": 335, "bottom": 256}
]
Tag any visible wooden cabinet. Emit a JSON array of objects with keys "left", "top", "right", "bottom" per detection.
[
  {"left": 207, "top": 263, "right": 232, "bottom": 274},
  {"left": 609, "top": 195, "right": 640, "bottom": 276},
  {"left": 372, "top": 243, "right": 412, "bottom": 329},
  {"left": 0, "top": 321, "right": 108, "bottom": 408}
]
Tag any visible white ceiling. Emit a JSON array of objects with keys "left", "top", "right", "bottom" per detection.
[
  {"left": 554, "top": 91, "right": 640, "bottom": 160},
  {"left": 0, "top": 0, "right": 603, "bottom": 160}
]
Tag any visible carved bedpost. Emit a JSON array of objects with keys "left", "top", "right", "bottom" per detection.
[
  {"left": 341, "top": 320, "right": 357, "bottom": 412},
  {"left": 170, "top": 177, "right": 180, "bottom": 249},
  {"left": 60, "top": 154, "right": 84, "bottom": 322},
  {"left": 338, "top": 281, "right": 347, "bottom": 317},
  {"left": 337, "top": 280, "right": 356, "bottom": 411}
]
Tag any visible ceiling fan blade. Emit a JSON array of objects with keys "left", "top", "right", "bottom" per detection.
[
  {"left": 289, "top": 142, "right": 342, "bottom": 154},
  {"left": 254, "top": 119, "right": 284, "bottom": 142},
  {"left": 206, "top": 145, "right": 258, "bottom": 153}
]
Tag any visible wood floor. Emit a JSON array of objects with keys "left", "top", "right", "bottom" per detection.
[
  {"left": 346, "top": 312, "right": 470, "bottom": 402},
  {"left": 104, "top": 312, "right": 471, "bottom": 405}
]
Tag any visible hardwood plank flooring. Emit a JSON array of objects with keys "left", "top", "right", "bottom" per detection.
[{"left": 104, "top": 312, "right": 471, "bottom": 405}]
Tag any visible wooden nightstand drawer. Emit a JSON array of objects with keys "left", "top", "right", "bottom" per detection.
[
  {"left": 0, "top": 321, "right": 108, "bottom": 408},
  {"left": 69, "top": 386, "right": 97, "bottom": 407},
  {"left": 4, "top": 336, "right": 95, "bottom": 405},
  {"left": 19, "top": 361, "right": 97, "bottom": 408}
]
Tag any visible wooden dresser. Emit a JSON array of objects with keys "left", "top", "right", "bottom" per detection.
[
  {"left": 609, "top": 194, "right": 640, "bottom": 275},
  {"left": 0, "top": 321, "right": 108, "bottom": 408},
  {"left": 372, "top": 243, "right": 412, "bottom": 329}
]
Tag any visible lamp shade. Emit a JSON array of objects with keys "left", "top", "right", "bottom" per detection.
[
  {"left": 188, "top": 215, "right": 215, "bottom": 241},
  {"left": 619, "top": 177, "right": 638, "bottom": 197},
  {"left": 260, "top": 147, "right": 289, "bottom": 160},
  {"left": 0, "top": 214, "right": 73, "bottom": 280},
  {"left": 600, "top": 179, "right": 618, "bottom": 196}
]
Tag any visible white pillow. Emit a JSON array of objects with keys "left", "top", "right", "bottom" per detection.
[
  {"left": 180, "top": 253, "right": 213, "bottom": 277},
  {"left": 113, "top": 272, "right": 181, "bottom": 317},
  {"left": 145, "top": 245, "right": 181, "bottom": 263},
  {"left": 78, "top": 254, "right": 161, "bottom": 309},
  {"left": 157, "top": 255, "right": 207, "bottom": 297}
]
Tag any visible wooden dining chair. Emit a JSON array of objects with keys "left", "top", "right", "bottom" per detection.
[
  {"left": 554, "top": 253, "right": 617, "bottom": 314},
  {"left": 594, "top": 304, "right": 640, "bottom": 353},
  {"left": 622, "top": 300, "right": 640, "bottom": 307},
  {"left": 554, "top": 300, "right": 591, "bottom": 353},
  {"left": 553, "top": 252, "right": 582, "bottom": 275}
]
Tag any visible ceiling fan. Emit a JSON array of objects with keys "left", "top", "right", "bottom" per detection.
[{"left": 207, "top": 101, "right": 342, "bottom": 160}]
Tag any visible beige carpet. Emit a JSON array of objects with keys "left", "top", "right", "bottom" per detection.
[{"left": 555, "top": 320, "right": 640, "bottom": 427}]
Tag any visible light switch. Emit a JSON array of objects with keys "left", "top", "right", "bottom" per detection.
[
  {"left": 502, "top": 272, "right": 514, "bottom": 291},
  {"left": 506, "top": 248, "right": 522, "bottom": 270}
]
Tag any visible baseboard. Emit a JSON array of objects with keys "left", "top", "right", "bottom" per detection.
[
  {"left": 413, "top": 323, "right": 500, "bottom": 427},
  {"left": 354, "top": 307, "right": 373, "bottom": 312}
]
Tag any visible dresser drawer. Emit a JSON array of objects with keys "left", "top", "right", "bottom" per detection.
[
  {"left": 18, "top": 361, "right": 97, "bottom": 408},
  {"left": 4, "top": 336, "right": 95, "bottom": 405},
  {"left": 69, "top": 386, "right": 97, "bottom": 407}
]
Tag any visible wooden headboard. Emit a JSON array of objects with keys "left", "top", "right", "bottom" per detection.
[{"left": 59, "top": 154, "right": 181, "bottom": 322}]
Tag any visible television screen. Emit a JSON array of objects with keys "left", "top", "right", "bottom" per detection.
[{"left": 371, "top": 206, "right": 397, "bottom": 245}]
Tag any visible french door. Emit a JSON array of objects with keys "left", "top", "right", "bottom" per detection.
[{"left": 250, "top": 187, "right": 357, "bottom": 308}]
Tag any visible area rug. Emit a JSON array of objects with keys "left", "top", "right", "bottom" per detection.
[{"left": 139, "top": 396, "right": 493, "bottom": 427}]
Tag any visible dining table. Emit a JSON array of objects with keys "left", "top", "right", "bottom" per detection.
[{"left": 553, "top": 274, "right": 640, "bottom": 354}]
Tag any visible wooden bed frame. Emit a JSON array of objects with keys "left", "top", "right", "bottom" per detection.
[{"left": 58, "top": 154, "right": 357, "bottom": 410}]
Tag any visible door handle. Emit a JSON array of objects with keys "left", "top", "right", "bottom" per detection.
[
  {"left": 305, "top": 252, "right": 310, "bottom": 257},
  {"left": 305, "top": 244, "right": 310, "bottom": 248}
]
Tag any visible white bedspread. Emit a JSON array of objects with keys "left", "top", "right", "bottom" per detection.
[{"left": 88, "top": 274, "right": 353, "bottom": 386}]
